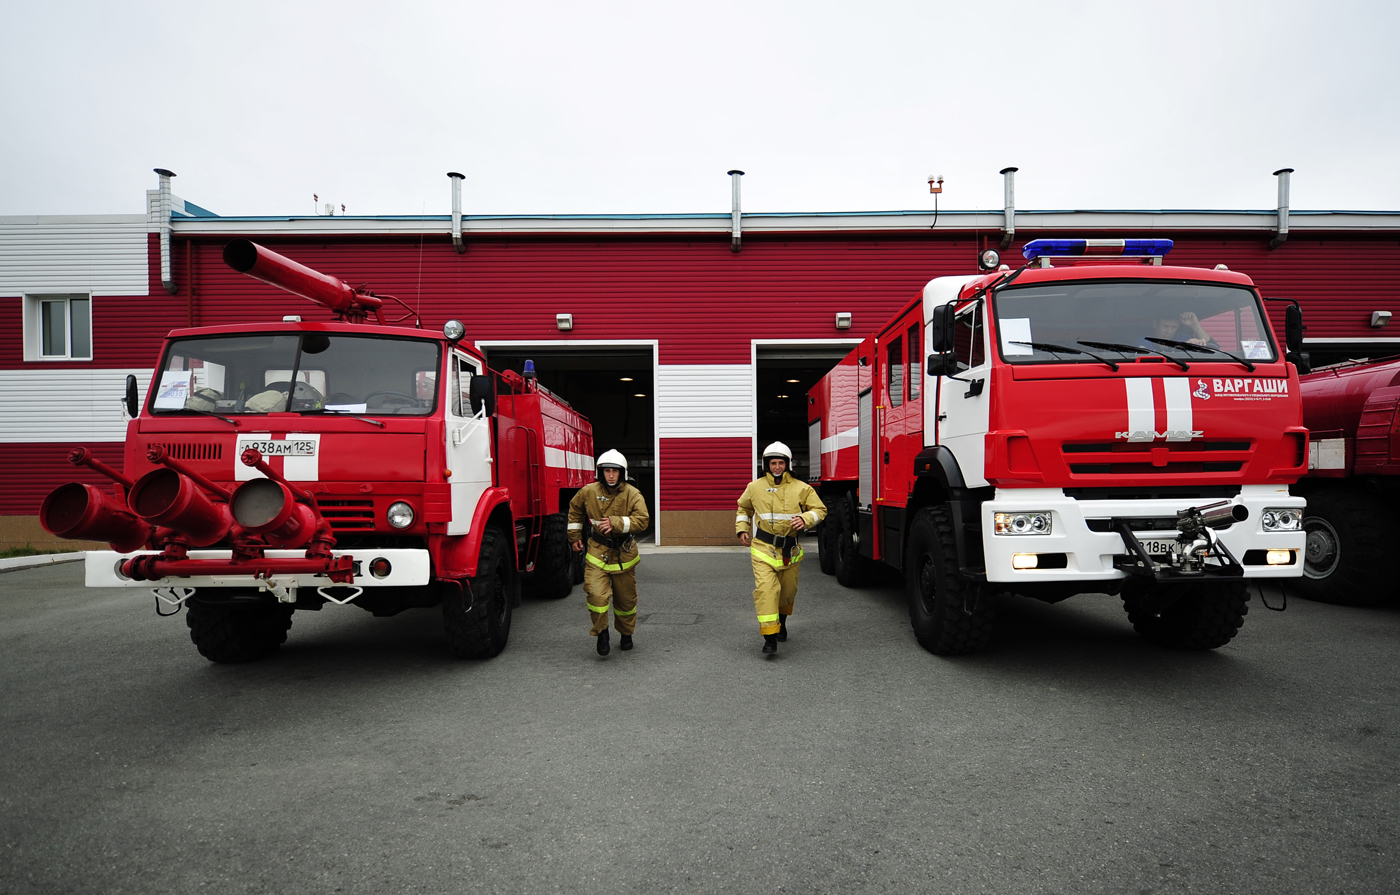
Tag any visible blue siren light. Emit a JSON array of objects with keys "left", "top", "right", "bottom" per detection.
[{"left": 1022, "top": 238, "right": 1174, "bottom": 261}]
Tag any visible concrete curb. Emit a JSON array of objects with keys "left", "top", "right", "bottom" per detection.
[{"left": 0, "top": 553, "right": 84, "bottom": 574}]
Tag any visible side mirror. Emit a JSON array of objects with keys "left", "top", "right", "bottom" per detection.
[
  {"left": 926, "top": 353, "right": 956, "bottom": 377},
  {"left": 469, "top": 375, "right": 496, "bottom": 416},
  {"left": 930, "top": 303, "right": 956, "bottom": 353},
  {"left": 1284, "top": 303, "right": 1304, "bottom": 355},
  {"left": 124, "top": 374, "right": 139, "bottom": 418}
]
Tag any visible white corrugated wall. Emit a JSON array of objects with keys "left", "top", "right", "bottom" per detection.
[
  {"left": 0, "top": 217, "right": 150, "bottom": 297},
  {"left": 657, "top": 364, "right": 752, "bottom": 438},
  {"left": 0, "top": 369, "right": 151, "bottom": 442}
]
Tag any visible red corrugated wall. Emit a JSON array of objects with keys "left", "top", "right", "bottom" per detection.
[{"left": 0, "top": 443, "right": 125, "bottom": 516}]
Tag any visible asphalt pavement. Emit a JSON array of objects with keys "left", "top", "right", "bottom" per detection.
[{"left": 2, "top": 554, "right": 1397, "bottom": 894}]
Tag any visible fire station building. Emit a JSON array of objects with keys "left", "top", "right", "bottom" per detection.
[{"left": 3, "top": 171, "right": 1399, "bottom": 548}]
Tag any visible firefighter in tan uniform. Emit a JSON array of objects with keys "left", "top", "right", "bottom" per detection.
[
  {"left": 567, "top": 450, "right": 650, "bottom": 656},
  {"left": 736, "top": 442, "right": 827, "bottom": 654}
]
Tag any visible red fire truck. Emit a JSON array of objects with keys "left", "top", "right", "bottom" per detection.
[
  {"left": 1295, "top": 355, "right": 1400, "bottom": 605},
  {"left": 39, "top": 239, "right": 593, "bottom": 662},
  {"left": 810, "top": 239, "right": 1309, "bottom": 654}
]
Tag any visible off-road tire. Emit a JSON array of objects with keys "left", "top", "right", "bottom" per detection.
[
  {"left": 570, "top": 540, "right": 585, "bottom": 585},
  {"left": 186, "top": 599, "right": 294, "bottom": 663},
  {"left": 1122, "top": 580, "right": 1250, "bottom": 650},
  {"left": 832, "top": 496, "right": 874, "bottom": 587},
  {"left": 443, "top": 526, "right": 514, "bottom": 658},
  {"left": 528, "top": 513, "right": 574, "bottom": 600},
  {"left": 817, "top": 514, "right": 836, "bottom": 576},
  {"left": 905, "top": 505, "right": 995, "bottom": 655},
  {"left": 1294, "top": 487, "right": 1395, "bottom": 606}
]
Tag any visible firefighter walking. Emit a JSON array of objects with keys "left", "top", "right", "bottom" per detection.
[
  {"left": 736, "top": 442, "right": 827, "bottom": 654},
  {"left": 568, "top": 450, "right": 650, "bottom": 656}
]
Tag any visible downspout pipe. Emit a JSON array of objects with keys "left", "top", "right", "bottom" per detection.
[
  {"left": 1269, "top": 167, "right": 1294, "bottom": 250},
  {"left": 154, "top": 168, "right": 178, "bottom": 294},
  {"left": 727, "top": 169, "right": 744, "bottom": 253},
  {"left": 447, "top": 172, "right": 465, "bottom": 254},
  {"left": 999, "top": 166, "right": 1018, "bottom": 250}
]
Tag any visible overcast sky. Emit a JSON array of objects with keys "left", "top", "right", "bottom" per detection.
[{"left": 3, "top": 0, "right": 1398, "bottom": 218}]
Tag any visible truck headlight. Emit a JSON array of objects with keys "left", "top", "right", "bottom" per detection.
[
  {"left": 387, "top": 501, "right": 416, "bottom": 529},
  {"left": 1261, "top": 508, "right": 1302, "bottom": 532},
  {"left": 994, "top": 511, "right": 1052, "bottom": 535}
]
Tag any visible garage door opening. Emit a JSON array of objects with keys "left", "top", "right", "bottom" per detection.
[
  {"left": 481, "top": 344, "right": 657, "bottom": 541},
  {"left": 754, "top": 343, "right": 856, "bottom": 482}
]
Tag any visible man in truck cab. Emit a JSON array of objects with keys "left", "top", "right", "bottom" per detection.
[
  {"left": 1137, "top": 310, "right": 1218, "bottom": 350},
  {"left": 736, "top": 442, "right": 827, "bottom": 655},
  {"left": 568, "top": 450, "right": 650, "bottom": 657}
]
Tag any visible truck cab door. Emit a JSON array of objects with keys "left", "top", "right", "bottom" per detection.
[
  {"left": 446, "top": 352, "right": 493, "bottom": 536},
  {"left": 879, "top": 313, "right": 922, "bottom": 507},
  {"left": 935, "top": 300, "right": 991, "bottom": 488}
]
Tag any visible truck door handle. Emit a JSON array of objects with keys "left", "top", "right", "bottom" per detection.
[{"left": 883, "top": 451, "right": 890, "bottom": 464}]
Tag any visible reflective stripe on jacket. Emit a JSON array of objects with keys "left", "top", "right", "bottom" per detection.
[
  {"left": 567, "top": 481, "right": 650, "bottom": 573},
  {"left": 735, "top": 472, "right": 827, "bottom": 566}
]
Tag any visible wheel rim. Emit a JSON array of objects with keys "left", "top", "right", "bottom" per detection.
[
  {"left": 1302, "top": 517, "right": 1341, "bottom": 580},
  {"left": 916, "top": 553, "right": 937, "bottom": 614}
]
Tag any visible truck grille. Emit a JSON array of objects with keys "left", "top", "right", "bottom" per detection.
[
  {"left": 150, "top": 442, "right": 223, "bottom": 461},
  {"left": 314, "top": 499, "right": 375, "bottom": 530},
  {"left": 1063, "top": 441, "right": 1249, "bottom": 476}
]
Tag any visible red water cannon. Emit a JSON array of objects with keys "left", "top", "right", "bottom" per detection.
[
  {"left": 229, "top": 448, "right": 335, "bottom": 552},
  {"left": 126, "top": 445, "right": 234, "bottom": 548},
  {"left": 223, "top": 238, "right": 386, "bottom": 325},
  {"left": 39, "top": 448, "right": 153, "bottom": 552}
]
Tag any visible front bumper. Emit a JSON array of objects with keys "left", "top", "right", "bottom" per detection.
[
  {"left": 981, "top": 485, "right": 1306, "bottom": 584},
  {"left": 84, "top": 548, "right": 431, "bottom": 589}
]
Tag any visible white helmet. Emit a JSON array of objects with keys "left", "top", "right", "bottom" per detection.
[
  {"left": 762, "top": 441, "right": 792, "bottom": 475},
  {"left": 596, "top": 449, "right": 628, "bottom": 483}
]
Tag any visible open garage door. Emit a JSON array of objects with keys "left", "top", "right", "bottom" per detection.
[
  {"left": 480, "top": 343, "right": 657, "bottom": 540},
  {"left": 754, "top": 342, "right": 857, "bottom": 481}
]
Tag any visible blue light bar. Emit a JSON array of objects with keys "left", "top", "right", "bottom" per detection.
[{"left": 1022, "top": 238, "right": 1174, "bottom": 261}]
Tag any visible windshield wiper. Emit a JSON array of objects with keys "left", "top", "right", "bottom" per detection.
[
  {"left": 1145, "top": 337, "right": 1256, "bottom": 372},
  {"left": 1011, "top": 341, "right": 1119, "bottom": 372},
  {"left": 302, "top": 408, "right": 386, "bottom": 428},
  {"left": 1078, "top": 340, "right": 1190, "bottom": 372},
  {"left": 172, "top": 407, "right": 240, "bottom": 427}
]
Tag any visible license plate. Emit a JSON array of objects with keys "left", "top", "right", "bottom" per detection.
[
  {"left": 240, "top": 439, "right": 316, "bottom": 457},
  {"left": 1137, "top": 538, "right": 1176, "bottom": 557}
]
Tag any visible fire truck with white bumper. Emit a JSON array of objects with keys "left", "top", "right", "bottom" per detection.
[
  {"left": 810, "top": 238, "right": 1309, "bottom": 654},
  {"left": 39, "top": 239, "right": 592, "bottom": 662},
  {"left": 1293, "top": 354, "right": 1400, "bottom": 605}
]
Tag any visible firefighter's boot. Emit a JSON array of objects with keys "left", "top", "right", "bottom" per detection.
[
  {"left": 777, "top": 614, "right": 788, "bottom": 642},
  {"left": 597, "top": 629, "right": 610, "bottom": 656},
  {"left": 619, "top": 634, "right": 633, "bottom": 651},
  {"left": 762, "top": 633, "right": 778, "bottom": 654}
]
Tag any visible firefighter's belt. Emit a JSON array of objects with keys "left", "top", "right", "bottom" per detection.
[
  {"left": 590, "top": 532, "right": 636, "bottom": 552},
  {"left": 755, "top": 528, "right": 800, "bottom": 563}
]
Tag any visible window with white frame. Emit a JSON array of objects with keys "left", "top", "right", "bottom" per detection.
[{"left": 24, "top": 294, "right": 92, "bottom": 360}]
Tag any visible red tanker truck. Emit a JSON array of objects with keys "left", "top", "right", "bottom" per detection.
[
  {"left": 809, "top": 238, "right": 1309, "bottom": 654},
  {"left": 1295, "top": 355, "right": 1400, "bottom": 605},
  {"left": 40, "top": 239, "right": 593, "bottom": 662}
]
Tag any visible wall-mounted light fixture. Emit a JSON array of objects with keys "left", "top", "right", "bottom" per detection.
[
  {"left": 1372, "top": 311, "right": 1392, "bottom": 328},
  {"left": 556, "top": 314, "right": 573, "bottom": 332},
  {"left": 835, "top": 312, "right": 852, "bottom": 330}
]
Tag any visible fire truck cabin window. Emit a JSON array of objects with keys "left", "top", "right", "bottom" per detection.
[
  {"left": 153, "top": 334, "right": 441, "bottom": 415},
  {"left": 907, "top": 322, "right": 921, "bottom": 401},
  {"left": 887, "top": 333, "right": 904, "bottom": 408},
  {"left": 993, "top": 281, "right": 1276, "bottom": 364},
  {"left": 953, "top": 302, "right": 986, "bottom": 372}
]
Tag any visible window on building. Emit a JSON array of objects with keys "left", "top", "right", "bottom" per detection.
[
  {"left": 25, "top": 294, "right": 92, "bottom": 360},
  {"left": 887, "top": 332, "right": 904, "bottom": 408}
]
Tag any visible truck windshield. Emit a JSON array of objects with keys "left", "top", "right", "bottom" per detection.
[
  {"left": 151, "top": 333, "right": 441, "bottom": 416},
  {"left": 992, "top": 280, "right": 1276, "bottom": 365}
]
